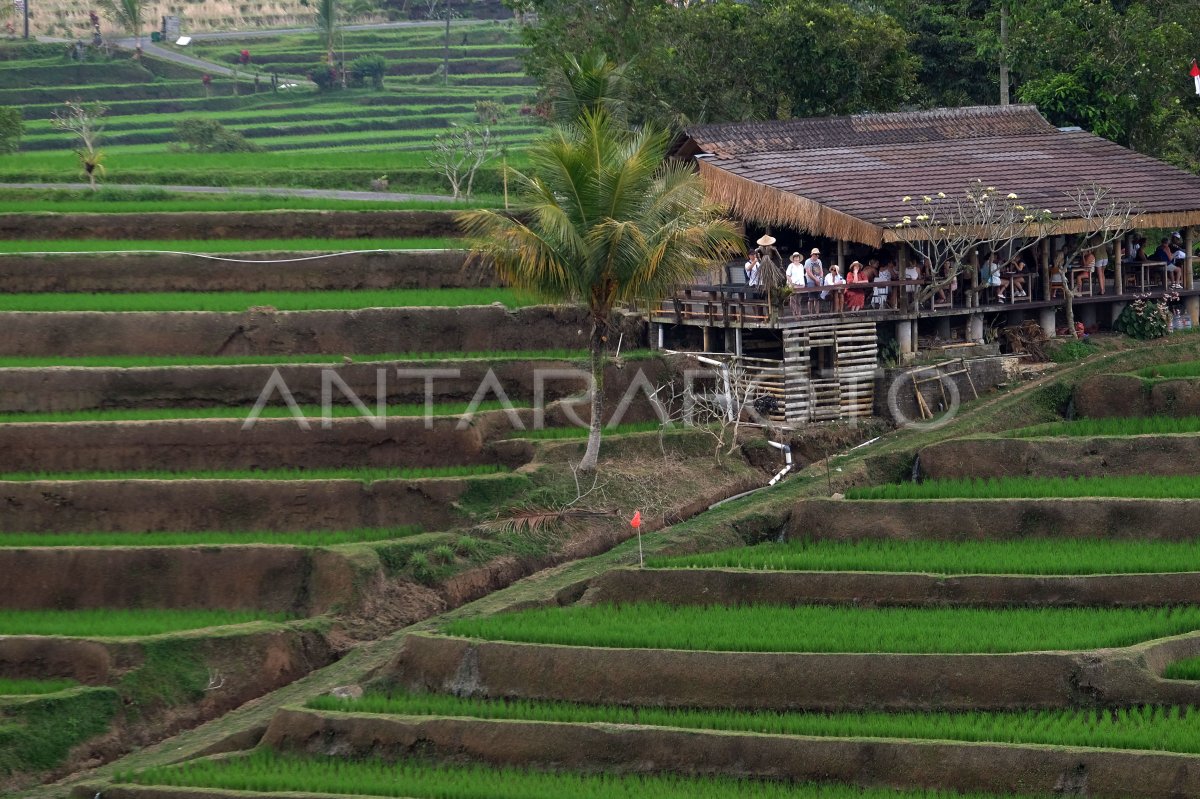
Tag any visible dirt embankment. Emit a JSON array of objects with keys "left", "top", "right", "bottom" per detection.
[
  {"left": 0, "top": 210, "right": 463, "bottom": 240},
  {"left": 1074, "top": 373, "right": 1200, "bottom": 418},
  {"left": 0, "top": 250, "right": 496, "bottom": 293},
  {"left": 918, "top": 435, "right": 1200, "bottom": 480},
  {"left": 790, "top": 498, "right": 1200, "bottom": 540},
  {"left": 0, "top": 415, "right": 525, "bottom": 473},
  {"left": 0, "top": 547, "right": 355, "bottom": 615},
  {"left": 0, "top": 474, "right": 497, "bottom": 533},
  {"left": 0, "top": 356, "right": 673, "bottom": 414},
  {"left": 583, "top": 567, "right": 1200, "bottom": 608},
  {"left": 0, "top": 305, "right": 646, "bottom": 358}
]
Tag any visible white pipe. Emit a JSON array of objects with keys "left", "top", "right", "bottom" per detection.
[
  {"left": 693, "top": 355, "right": 734, "bottom": 422},
  {"left": 766, "top": 439, "right": 793, "bottom": 486}
]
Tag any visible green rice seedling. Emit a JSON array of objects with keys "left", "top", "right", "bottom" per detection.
[
  {"left": 0, "top": 348, "right": 600, "bottom": 369},
  {"left": 0, "top": 288, "right": 528, "bottom": 313},
  {"left": 0, "top": 609, "right": 290, "bottom": 637},
  {"left": 846, "top": 475, "right": 1200, "bottom": 500},
  {"left": 645, "top": 537, "right": 1200, "bottom": 575},
  {"left": 1164, "top": 657, "right": 1200, "bottom": 680},
  {"left": 0, "top": 464, "right": 509, "bottom": 483},
  {"left": 1135, "top": 362, "right": 1200, "bottom": 380},
  {"left": 0, "top": 190, "right": 498, "bottom": 213},
  {"left": 310, "top": 688, "right": 1200, "bottom": 756},
  {"left": 0, "top": 678, "right": 76, "bottom": 696},
  {"left": 1009, "top": 417, "right": 1200, "bottom": 438},
  {"left": 0, "top": 401, "right": 525, "bottom": 424},
  {"left": 0, "top": 238, "right": 457, "bottom": 254},
  {"left": 443, "top": 604, "right": 1200, "bottom": 653},
  {"left": 0, "top": 527, "right": 421, "bottom": 548},
  {"left": 121, "top": 749, "right": 1026, "bottom": 799},
  {"left": 509, "top": 421, "right": 664, "bottom": 439}
]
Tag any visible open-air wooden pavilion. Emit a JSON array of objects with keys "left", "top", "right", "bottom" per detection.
[{"left": 654, "top": 105, "right": 1200, "bottom": 424}]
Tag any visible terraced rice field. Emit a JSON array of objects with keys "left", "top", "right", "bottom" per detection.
[
  {"left": 647, "top": 537, "right": 1200, "bottom": 575},
  {"left": 0, "top": 187, "right": 493, "bottom": 213},
  {"left": 0, "top": 287, "right": 528, "bottom": 311},
  {"left": 1136, "top": 361, "right": 1200, "bottom": 379},
  {"left": 0, "top": 348, "right": 597, "bottom": 368},
  {"left": 0, "top": 465, "right": 510, "bottom": 482},
  {"left": 0, "top": 608, "right": 290, "bottom": 637},
  {"left": 0, "top": 400, "right": 523, "bottom": 424},
  {"left": 846, "top": 474, "right": 1200, "bottom": 499},
  {"left": 0, "top": 678, "right": 77, "bottom": 696},
  {"left": 119, "top": 751, "right": 1020, "bottom": 799},
  {"left": 1010, "top": 416, "right": 1200, "bottom": 437},
  {"left": 0, "top": 528, "right": 423, "bottom": 548},
  {"left": 0, "top": 238, "right": 457, "bottom": 253},
  {"left": 312, "top": 690, "right": 1200, "bottom": 755},
  {"left": 443, "top": 604, "right": 1200, "bottom": 653},
  {"left": 0, "top": 25, "right": 541, "bottom": 192}
]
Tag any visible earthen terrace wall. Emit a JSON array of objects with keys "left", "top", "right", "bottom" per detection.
[
  {"left": 789, "top": 498, "right": 1200, "bottom": 540},
  {"left": 584, "top": 567, "right": 1200, "bottom": 608},
  {"left": 0, "top": 306, "right": 645, "bottom": 358},
  {"left": 0, "top": 250, "right": 496, "bottom": 293},
  {"left": 918, "top": 434, "right": 1200, "bottom": 480},
  {"left": 1074, "top": 373, "right": 1200, "bottom": 418}
]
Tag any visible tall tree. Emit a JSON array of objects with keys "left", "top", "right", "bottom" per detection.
[
  {"left": 98, "top": 0, "right": 145, "bottom": 56},
  {"left": 544, "top": 51, "right": 630, "bottom": 124},
  {"left": 315, "top": 0, "right": 339, "bottom": 67},
  {"left": 458, "top": 111, "right": 741, "bottom": 471}
]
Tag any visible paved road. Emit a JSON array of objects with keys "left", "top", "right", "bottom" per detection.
[{"left": 5, "top": 182, "right": 458, "bottom": 203}]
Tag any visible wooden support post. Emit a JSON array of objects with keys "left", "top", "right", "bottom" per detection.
[
  {"left": 969, "top": 250, "right": 980, "bottom": 309},
  {"left": 836, "top": 240, "right": 846, "bottom": 273},
  {"left": 735, "top": 327, "right": 743, "bottom": 356},
  {"left": 1114, "top": 234, "right": 1124, "bottom": 297},
  {"left": 1041, "top": 238, "right": 1051, "bottom": 302},
  {"left": 1187, "top": 227, "right": 1198, "bottom": 326},
  {"left": 897, "top": 247, "right": 909, "bottom": 312},
  {"left": 702, "top": 326, "right": 712, "bottom": 352}
]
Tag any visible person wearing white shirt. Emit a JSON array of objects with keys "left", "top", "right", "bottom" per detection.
[
  {"left": 822, "top": 264, "right": 846, "bottom": 313},
  {"left": 744, "top": 251, "right": 762, "bottom": 287},
  {"left": 803, "top": 247, "right": 824, "bottom": 313},
  {"left": 785, "top": 251, "right": 806, "bottom": 317}
]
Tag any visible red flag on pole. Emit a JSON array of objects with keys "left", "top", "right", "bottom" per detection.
[
  {"left": 1191, "top": 60, "right": 1200, "bottom": 96},
  {"left": 630, "top": 510, "right": 641, "bottom": 529}
]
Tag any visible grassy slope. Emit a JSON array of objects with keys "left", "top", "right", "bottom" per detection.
[
  {"left": 0, "top": 609, "right": 290, "bottom": 637},
  {"left": 847, "top": 474, "right": 1200, "bottom": 500},
  {"left": 0, "top": 465, "right": 509, "bottom": 483}
]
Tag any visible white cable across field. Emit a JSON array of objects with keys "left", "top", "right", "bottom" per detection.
[{"left": 0, "top": 249, "right": 434, "bottom": 263}]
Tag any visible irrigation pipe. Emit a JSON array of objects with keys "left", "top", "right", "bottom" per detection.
[{"left": 0, "top": 248, "right": 428, "bottom": 264}]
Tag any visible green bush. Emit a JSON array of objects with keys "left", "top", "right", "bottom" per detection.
[
  {"left": 0, "top": 107, "right": 20, "bottom": 154},
  {"left": 350, "top": 54, "right": 387, "bottom": 90},
  {"left": 308, "top": 63, "right": 339, "bottom": 91},
  {"left": 172, "top": 118, "right": 262, "bottom": 152},
  {"left": 1114, "top": 293, "right": 1173, "bottom": 339}
]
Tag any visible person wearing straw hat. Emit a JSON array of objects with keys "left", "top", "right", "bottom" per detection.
[
  {"left": 755, "top": 233, "right": 783, "bottom": 293},
  {"left": 803, "top": 247, "right": 824, "bottom": 313},
  {"left": 785, "top": 250, "right": 805, "bottom": 318}
]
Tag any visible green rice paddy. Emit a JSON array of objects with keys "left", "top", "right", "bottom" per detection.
[
  {"left": 0, "top": 348, "right": 597, "bottom": 369},
  {"left": 1135, "top": 362, "right": 1200, "bottom": 380},
  {"left": 509, "top": 421, "right": 664, "bottom": 439},
  {"left": 846, "top": 475, "right": 1200, "bottom": 500},
  {"left": 311, "top": 689, "right": 1200, "bottom": 755},
  {"left": 1010, "top": 417, "right": 1200, "bottom": 438},
  {"left": 121, "top": 750, "right": 1020, "bottom": 799},
  {"left": 0, "top": 609, "right": 290, "bottom": 637},
  {"left": 0, "top": 238, "right": 457, "bottom": 254},
  {"left": 0, "top": 401, "right": 523, "bottom": 425},
  {"left": 0, "top": 464, "right": 508, "bottom": 483},
  {"left": 646, "top": 537, "right": 1200, "bottom": 575},
  {"left": 0, "top": 678, "right": 77, "bottom": 696},
  {"left": 0, "top": 188, "right": 495, "bottom": 213},
  {"left": 444, "top": 604, "right": 1200, "bottom": 653},
  {"left": 1164, "top": 657, "right": 1200, "bottom": 680},
  {"left": 0, "top": 527, "right": 422, "bottom": 549},
  {"left": 0, "top": 288, "right": 526, "bottom": 312}
]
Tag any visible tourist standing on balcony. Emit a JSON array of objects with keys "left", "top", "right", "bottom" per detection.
[
  {"left": 786, "top": 251, "right": 806, "bottom": 318},
  {"left": 744, "top": 250, "right": 762, "bottom": 287},
  {"left": 822, "top": 264, "right": 846, "bottom": 314},
  {"left": 845, "top": 261, "right": 867, "bottom": 311},
  {"left": 803, "top": 248, "right": 824, "bottom": 314}
]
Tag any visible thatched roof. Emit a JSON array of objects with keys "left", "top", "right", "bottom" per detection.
[{"left": 678, "top": 106, "right": 1200, "bottom": 248}]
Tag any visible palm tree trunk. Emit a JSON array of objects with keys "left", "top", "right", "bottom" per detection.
[{"left": 579, "top": 323, "right": 606, "bottom": 471}]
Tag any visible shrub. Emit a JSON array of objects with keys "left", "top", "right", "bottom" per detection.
[
  {"left": 1114, "top": 292, "right": 1173, "bottom": 339},
  {"left": 308, "top": 63, "right": 339, "bottom": 91},
  {"left": 172, "top": 118, "right": 261, "bottom": 153},
  {"left": 0, "top": 106, "right": 21, "bottom": 154},
  {"left": 474, "top": 99, "right": 504, "bottom": 124},
  {"left": 350, "top": 54, "right": 387, "bottom": 90}
]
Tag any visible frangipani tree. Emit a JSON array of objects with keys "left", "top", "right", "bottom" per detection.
[
  {"left": 458, "top": 111, "right": 741, "bottom": 471},
  {"left": 887, "top": 179, "right": 1052, "bottom": 312}
]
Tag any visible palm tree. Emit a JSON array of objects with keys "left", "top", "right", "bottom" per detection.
[
  {"left": 98, "top": 0, "right": 145, "bottom": 56},
  {"left": 544, "top": 51, "right": 630, "bottom": 125},
  {"left": 458, "top": 111, "right": 741, "bottom": 471},
  {"left": 314, "top": 0, "right": 338, "bottom": 67}
]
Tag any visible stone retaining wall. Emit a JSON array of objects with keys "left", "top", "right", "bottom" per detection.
[
  {"left": 0, "top": 250, "right": 495, "bottom": 293},
  {"left": 583, "top": 567, "right": 1200, "bottom": 608},
  {"left": 1074, "top": 373, "right": 1200, "bottom": 418}
]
